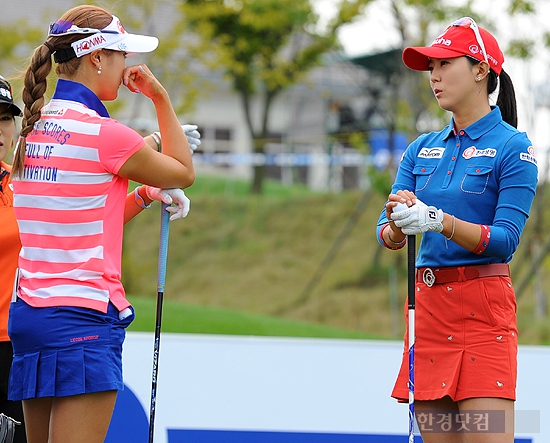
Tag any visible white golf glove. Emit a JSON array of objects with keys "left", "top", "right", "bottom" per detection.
[
  {"left": 391, "top": 199, "right": 443, "bottom": 235},
  {"left": 151, "top": 124, "right": 201, "bottom": 154},
  {"left": 181, "top": 124, "right": 201, "bottom": 154},
  {"left": 145, "top": 186, "right": 191, "bottom": 221}
]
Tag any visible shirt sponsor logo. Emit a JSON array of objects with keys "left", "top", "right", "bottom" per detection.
[
  {"left": 42, "top": 108, "right": 66, "bottom": 116},
  {"left": 418, "top": 147, "right": 445, "bottom": 159},
  {"left": 520, "top": 146, "right": 537, "bottom": 165},
  {"left": 462, "top": 146, "right": 497, "bottom": 159}
]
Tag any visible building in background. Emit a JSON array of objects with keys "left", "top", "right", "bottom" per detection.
[{"left": 3, "top": 0, "right": 405, "bottom": 192}]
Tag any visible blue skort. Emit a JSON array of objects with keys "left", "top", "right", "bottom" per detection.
[{"left": 7, "top": 298, "right": 134, "bottom": 400}]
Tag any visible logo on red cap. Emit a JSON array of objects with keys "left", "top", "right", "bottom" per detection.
[
  {"left": 433, "top": 37, "right": 451, "bottom": 46},
  {"left": 403, "top": 19, "right": 503, "bottom": 76}
]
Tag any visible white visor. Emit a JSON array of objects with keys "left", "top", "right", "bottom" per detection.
[{"left": 58, "top": 15, "right": 159, "bottom": 58}]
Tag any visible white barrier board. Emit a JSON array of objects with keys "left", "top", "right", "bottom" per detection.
[{"left": 105, "top": 332, "right": 543, "bottom": 443}]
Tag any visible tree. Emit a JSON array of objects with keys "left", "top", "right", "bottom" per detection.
[
  {"left": 275, "top": 0, "right": 547, "bottom": 302},
  {"left": 0, "top": 19, "right": 43, "bottom": 104},
  {"left": 89, "top": 0, "right": 198, "bottom": 120},
  {"left": 179, "top": 0, "right": 375, "bottom": 194}
]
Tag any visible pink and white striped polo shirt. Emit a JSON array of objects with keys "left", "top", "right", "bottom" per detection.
[{"left": 13, "top": 97, "right": 144, "bottom": 313}]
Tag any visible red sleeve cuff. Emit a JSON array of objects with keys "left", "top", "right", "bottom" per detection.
[{"left": 380, "top": 223, "right": 406, "bottom": 250}]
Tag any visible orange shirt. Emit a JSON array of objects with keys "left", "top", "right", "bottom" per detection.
[{"left": 0, "top": 162, "right": 21, "bottom": 342}]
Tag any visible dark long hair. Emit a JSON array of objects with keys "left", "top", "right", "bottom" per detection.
[
  {"left": 468, "top": 57, "right": 518, "bottom": 128},
  {"left": 491, "top": 69, "right": 517, "bottom": 128}
]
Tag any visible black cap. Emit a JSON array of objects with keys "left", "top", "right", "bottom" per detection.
[{"left": 0, "top": 75, "right": 22, "bottom": 117}]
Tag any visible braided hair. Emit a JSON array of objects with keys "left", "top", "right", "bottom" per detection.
[{"left": 12, "top": 5, "right": 112, "bottom": 176}]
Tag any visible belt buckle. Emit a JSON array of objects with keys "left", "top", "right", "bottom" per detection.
[{"left": 422, "top": 268, "right": 436, "bottom": 287}]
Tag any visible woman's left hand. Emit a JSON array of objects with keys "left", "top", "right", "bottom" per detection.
[
  {"left": 391, "top": 199, "right": 444, "bottom": 234},
  {"left": 182, "top": 125, "right": 201, "bottom": 154},
  {"left": 145, "top": 186, "right": 191, "bottom": 221}
]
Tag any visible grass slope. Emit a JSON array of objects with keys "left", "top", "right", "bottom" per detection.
[
  {"left": 123, "top": 174, "right": 550, "bottom": 344},
  {"left": 127, "top": 295, "right": 376, "bottom": 339}
]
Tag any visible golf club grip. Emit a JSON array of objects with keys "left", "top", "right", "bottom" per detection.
[
  {"left": 407, "top": 235, "right": 416, "bottom": 309},
  {"left": 157, "top": 203, "right": 171, "bottom": 291}
]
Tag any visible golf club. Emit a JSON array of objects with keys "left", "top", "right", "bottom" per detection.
[
  {"left": 392, "top": 202, "right": 416, "bottom": 442},
  {"left": 407, "top": 234, "right": 416, "bottom": 443},
  {"left": 148, "top": 202, "right": 171, "bottom": 443}
]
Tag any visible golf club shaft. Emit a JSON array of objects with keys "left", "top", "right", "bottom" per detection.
[
  {"left": 149, "top": 203, "right": 171, "bottom": 443},
  {"left": 407, "top": 234, "right": 416, "bottom": 443}
]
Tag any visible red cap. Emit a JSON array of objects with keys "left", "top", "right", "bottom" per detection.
[{"left": 402, "top": 21, "right": 504, "bottom": 75}]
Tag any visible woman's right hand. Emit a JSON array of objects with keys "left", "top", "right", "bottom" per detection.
[
  {"left": 119, "top": 64, "right": 195, "bottom": 190},
  {"left": 385, "top": 190, "right": 417, "bottom": 221},
  {"left": 123, "top": 64, "right": 166, "bottom": 102}
]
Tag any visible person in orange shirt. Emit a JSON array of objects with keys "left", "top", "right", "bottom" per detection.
[{"left": 0, "top": 75, "right": 26, "bottom": 443}]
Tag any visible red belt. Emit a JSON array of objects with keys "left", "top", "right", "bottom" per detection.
[{"left": 416, "top": 263, "right": 510, "bottom": 287}]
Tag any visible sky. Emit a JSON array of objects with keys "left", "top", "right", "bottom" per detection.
[{"left": 314, "top": 0, "right": 550, "bottom": 157}]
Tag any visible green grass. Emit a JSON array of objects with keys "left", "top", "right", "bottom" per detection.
[
  {"left": 122, "top": 174, "right": 550, "bottom": 344},
  {"left": 123, "top": 177, "right": 386, "bottom": 339},
  {"left": 126, "top": 295, "right": 377, "bottom": 339},
  {"left": 185, "top": 173, "right": 314, "bottom": 199}
]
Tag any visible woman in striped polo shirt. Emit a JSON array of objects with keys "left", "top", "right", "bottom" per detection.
[{"left": 8, "top": 5, "right": 195, "bottom": 443}]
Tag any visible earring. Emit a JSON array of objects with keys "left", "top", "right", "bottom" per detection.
[
  {"left": 476, "top": 76, "right": 482, "bottom": 82},
  {"left": 97, "top": 66, "right": 102, "bottom": 75}
]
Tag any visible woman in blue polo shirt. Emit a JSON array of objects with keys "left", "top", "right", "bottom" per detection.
[{"left": 376, "top": 18, "right": 537, "bottom": 443}]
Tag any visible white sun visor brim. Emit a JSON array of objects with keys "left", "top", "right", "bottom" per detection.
[
  {"left": 68, "top": 15, "right": 159, "bottom": 58},
  {"left": 104, "top": 33, "right": 159, "bottom": 56}
]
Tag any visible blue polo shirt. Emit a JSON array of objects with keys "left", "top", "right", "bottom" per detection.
[{"left": 376, "top": 106, "right": 538, "bottom": 268}]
